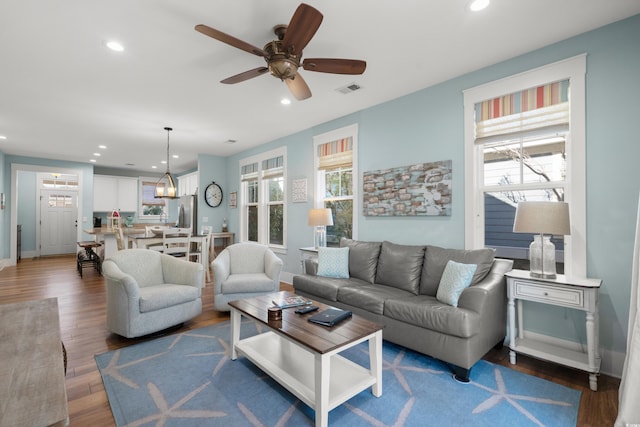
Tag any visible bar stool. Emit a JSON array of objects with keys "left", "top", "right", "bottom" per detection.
[{"left": 77, "top": 241, "right": 102, "bottom": 277}]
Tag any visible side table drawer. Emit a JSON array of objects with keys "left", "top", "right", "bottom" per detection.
[{"left": 514, "top": 280, "right": 584, "bottom": 308}]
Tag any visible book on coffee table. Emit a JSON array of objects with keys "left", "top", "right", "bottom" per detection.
[
  {"left": 272, "top": 295, "right": 312, "bottom": 309},
  {"left": 308, "top": 308, "right": 353, "bottom": 327}
]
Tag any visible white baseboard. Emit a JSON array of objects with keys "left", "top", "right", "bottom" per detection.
[
  {"left": 517, "top": 330, "right": 624, "bottom": 378},
  {"left": 0, "top": 258, "right": 10, "bottom": 271},
  {"left": 20, "top": 250, "right": 37, "bottom": 260},
  {"left": 280, "top": 271, "right": 294, "bottom": 286}
]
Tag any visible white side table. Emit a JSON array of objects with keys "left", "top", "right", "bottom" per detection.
[
  {"left": 299, "top": 246, "right": 318, "bottom": 274},
  {"left": 505, "top": 269, "right": 602, "bottom": 391}
]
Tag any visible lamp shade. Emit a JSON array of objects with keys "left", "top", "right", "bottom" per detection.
[
  {"left": 308, "top": 208, "right": 334, "bottom": 227},
  {"left": 513, "top": 201, "right": 571, "bottom": 235}
]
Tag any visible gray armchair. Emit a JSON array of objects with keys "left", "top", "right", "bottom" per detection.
[
  {"left": 102, "top": 249, "right": 204, "bottom": 338},
  {"left": 212, "top": 242, "right": 283, "bottom": 311}
]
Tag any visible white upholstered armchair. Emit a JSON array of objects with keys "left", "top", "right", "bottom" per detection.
[
  {"left": 212, "top": 242, "right": 283, "bottom": 311},
  {"left": 102, "top": 249, "right": 204, "bottom": 338}
]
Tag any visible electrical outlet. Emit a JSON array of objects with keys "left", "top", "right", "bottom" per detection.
[{"left": 202, "top": 217, "right": 208, "bottom": 223}]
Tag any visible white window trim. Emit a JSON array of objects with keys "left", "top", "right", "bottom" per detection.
[
  {"left": 239, "top": 147, "right": 287, "bottom": 250},
  {"left": 313, "top": 124, "right": 359, "bottom": 240},
  {"left": 463, "top": 54, "right": 587, "bottom": 277}
]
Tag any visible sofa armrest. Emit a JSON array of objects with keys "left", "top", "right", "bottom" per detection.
[
  {"left": 457, "top": 258, "right": 513, "bottom": 313},
  {"left": 102, "top": 260, "right": 141, "bottom": 299},
  {"left": 212, "top": 250, "right": 231, "bottom": 294},
  {"left": 304, "top": 258, "right": 319, "bottom": 276},
  {"left": 264, "top": 250, "right": 284, "bottom": 281},
  {"left": 161, "top": 254, "right": 204, "bottom": 288}
]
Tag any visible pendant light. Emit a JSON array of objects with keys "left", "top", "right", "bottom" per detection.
[{"left": 154, "top": 127, "right": 178, "bottom": 199}]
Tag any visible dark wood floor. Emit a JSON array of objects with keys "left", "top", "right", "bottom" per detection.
[{"left": 0, "top": 255, "right": 620, "bottom": 426}]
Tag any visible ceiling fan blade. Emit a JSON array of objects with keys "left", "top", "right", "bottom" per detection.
[
  {"left": 220, "top": 67, "right": 269, "bottom": 84},
  {"left": 281, "top": 3, "right": 323, "bottom": 55},
  {"left": 195, "top": 24, "right": 267, "bottom": 57},
  {"left": 302, "top": 58, "right": 367, "bottom": 75},
  {"left": 285, "top": 74, "right": 312, "bottom": 100}
]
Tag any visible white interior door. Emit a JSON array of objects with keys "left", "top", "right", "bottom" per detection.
[{"left": 40, "top": 190, "right": 78, "bottom": 256}]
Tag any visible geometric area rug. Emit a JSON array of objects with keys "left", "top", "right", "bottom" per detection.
[{"left": 96, "top": 320, "right": 581, "bottom": 427}]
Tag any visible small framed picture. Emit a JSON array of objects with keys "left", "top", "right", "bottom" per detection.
[
  {"left": 229, "top": 191, "right": 237, "bottom": 208},
  {"left": 292, "top": 178, "right": 307, "bottom": 203}
]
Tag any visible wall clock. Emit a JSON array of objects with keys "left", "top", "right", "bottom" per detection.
[{"left": 204, "top": 182, "right": 223, "bottom": 207}]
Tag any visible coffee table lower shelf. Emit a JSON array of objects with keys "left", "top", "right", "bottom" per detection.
[{"left": 236, "top": 331, "right": 377, "bottom": 412}]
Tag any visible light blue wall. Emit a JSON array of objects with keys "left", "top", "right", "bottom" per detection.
[
  {"left": 224, "top": 14, "right": 640, "bottom": 356},
  {"left": 16, "top": 171, "right": 37, "bottom": 252},
  {"left": 197, "top": 154, "right": 228, "bottom": 234}
]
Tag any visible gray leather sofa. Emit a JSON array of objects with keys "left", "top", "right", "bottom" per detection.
[{"left": 293, "top": 239, "right": 513, "bottom": 381}]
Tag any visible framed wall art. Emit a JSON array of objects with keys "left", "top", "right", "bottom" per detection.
[
  {"left": 362, "top": 160, "right": 452, "bottom": 216},
  {"left": 291, "top": 178, "right": 307, "bottom": 203},
  {"left": 229, "top": 191, "right": 237, "bottom": 209}
]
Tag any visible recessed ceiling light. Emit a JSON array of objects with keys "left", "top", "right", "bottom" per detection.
[
  {"left": 0, "top": 135, "right": 6, "bottom": 140},
  {"left": 161, "top": 160, "right": 167, "bottom": 164},
  {"left": 151, "top": 165, "right": 157, "bottom": 169},
  {"left": 172, "top": 154, "right": 179, "bottom": 159},
  {"left": 225, "top": 139, "right": 237, "bottom": 144},
  {"left": 90, "top": 159, "right": 97, "bottom": 163},
  {"left": 469, "top": 0, "right": 489, "bottom": 11},
  {"left": 93, "top": 152, "right": 101, "bottom": 156},
  {"left": 281, "top": 98, "right": 291, "bottom": 105},
  {"left": 105, "top": 40, "right": 124, "bottom": 52},
  {"left": 98, "top": 145, "right": 107, "bottom": 149}
]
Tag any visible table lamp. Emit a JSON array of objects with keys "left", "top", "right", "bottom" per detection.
[
  {"left": 308, "top": 208, "right": 333, "bottom": 249},
  {"left": 513, "top": 201, "right": 571, "bottom": 279}
]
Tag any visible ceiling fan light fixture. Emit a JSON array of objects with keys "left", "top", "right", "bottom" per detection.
[
  {"left": 105, "top": 40, "right": 124, "bottom": 52},
  {"left": 469, "top": 0, "right": 490, "bottom": 12},
  {"left": 155, "top": 127, "right": 178, "bottom": 199}
]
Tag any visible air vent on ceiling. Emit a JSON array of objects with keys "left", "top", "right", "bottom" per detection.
[
  {"left": 224, "top": 139, "right": 237, "bottom": 144},
  {"left": 336, "top": 82, "right": 362, "bottom": 94}
]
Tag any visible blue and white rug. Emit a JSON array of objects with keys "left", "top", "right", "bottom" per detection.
[{"left": 96, "top": 321, "right": 581, "bottom": 426}]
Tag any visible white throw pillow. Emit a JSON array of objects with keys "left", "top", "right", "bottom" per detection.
[
  {"left": 317, "top": 247, "right": 350, "bottom": 278},
  {"left": 436, "top": 260, "right": 478, "bottom": 307}
]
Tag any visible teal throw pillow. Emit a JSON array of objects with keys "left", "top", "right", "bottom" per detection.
[
  {"left": 436, "top": 260, "right": 478, "bottom": 307},
  {"left": 317, "top": 247, "right": 350, "bottom": 279}
]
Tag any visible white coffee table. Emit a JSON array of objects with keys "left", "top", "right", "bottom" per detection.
[{"left": 228, "top": 291, "right": 383, "bottom": 427}]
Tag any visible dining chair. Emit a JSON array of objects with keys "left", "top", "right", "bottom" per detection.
[{"left": 162, "top": 228, "right": 191, "bottom": 258}]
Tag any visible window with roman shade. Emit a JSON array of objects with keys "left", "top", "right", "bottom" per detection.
[
  {"left": 313, "top": 125, "right": 358, "bottom": 247},
  {"left": 239, "top": 149, "right": 286, "bottom": 248},
  {"left": 464, "top": 55, "right": 587, "bottom": 278}
]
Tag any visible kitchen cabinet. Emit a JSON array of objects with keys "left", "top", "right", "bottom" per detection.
[
  {"left": 94, "top": 175, "right": 138, "bottom": 212},
  {"left": 178, "top": 171, "right": 198, "bottom": 196}
]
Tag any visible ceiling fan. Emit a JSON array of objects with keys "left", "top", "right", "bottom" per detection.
[{"left": 195, "top": 3, "right": 366, "bottom": 101}]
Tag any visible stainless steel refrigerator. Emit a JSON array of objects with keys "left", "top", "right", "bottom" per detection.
[{"left": 177, "top": 195, "right": 198, "bottom": 233}]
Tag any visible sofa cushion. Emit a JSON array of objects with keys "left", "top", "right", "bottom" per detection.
[
  {"left": 420, "top": 245, "right": 495, "bottom": 296},
  {"left": 375, "top": 241, "right": 425, "bottom": 294},
  {"left": 138, "top": 284, "right": 199, "bottom": 313},
  {"left": 317, "top": 247, "right": 350, "bottom": 278},
  {"left": 436, "top": 260, "right": 477, "bottom": 307},
  {"left": 384, "top": 295, "right": 481, "bottom": 338},
  {"left": 340, "top": 238, "right": 381, "bottom": 284},
  {"left": 293, "top": 275, "right": 368, "bottom": 302},
  {"left": 338, "top": 284, "right": 413, "bottom": 315}
]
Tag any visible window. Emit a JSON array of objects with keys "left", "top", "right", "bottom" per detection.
[
  {"left": 313, "top": 124, "right": 358, "bottom": 246},
  {"left": 239, "top": 148, "right": 286, "bottom": 249},
  {"left": 464, "top": 55, "right": 586, "bottom": 277},
  {"left": 140, "top": 178, "right": 168, "bottom": 217}
]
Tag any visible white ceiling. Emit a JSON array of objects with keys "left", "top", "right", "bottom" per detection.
[{"left": 1, "top": 1, "right": 639, "bottom": 174}]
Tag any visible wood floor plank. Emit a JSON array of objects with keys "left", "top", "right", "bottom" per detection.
[{"left": 0, "top": 254, "right": 620, "bottom": 426}]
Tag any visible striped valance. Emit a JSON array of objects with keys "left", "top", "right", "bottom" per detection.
[
  {"left": 240, "top": 162, "right": 258, "bottom": 182},
  {"left": 318, "top": 137, "right": 353, "bottom": 170},
  {"left": 262, "top": 155, "right": 284, "bottom": 179},
  {"left": 475, "top": 80, "right": 570, "bottom": 143}
]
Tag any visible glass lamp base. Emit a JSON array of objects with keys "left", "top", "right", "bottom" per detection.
[
  {"left": 314, "top": 226, "right": 327, "bottom": 249},
  {"left": 529, "top": 234, "right": 557, "bottom": 279}
]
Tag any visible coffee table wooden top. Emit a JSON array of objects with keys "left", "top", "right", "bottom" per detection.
[{"left": 228, "top": 291, "right": 384, "bottom": 354}]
